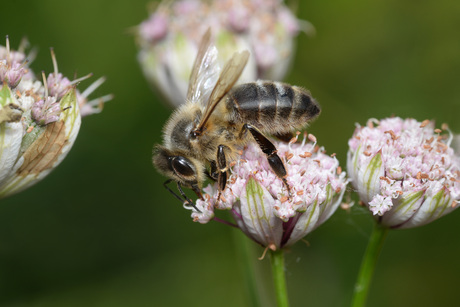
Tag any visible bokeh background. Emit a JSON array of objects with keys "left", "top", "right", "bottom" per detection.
[{"left": 1, "top": 0, "right": 460, "bottom": 306}]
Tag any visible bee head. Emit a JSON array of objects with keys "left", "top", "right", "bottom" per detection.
[{"left": 153, "top": 145, "right": 203, "bottom": 188}]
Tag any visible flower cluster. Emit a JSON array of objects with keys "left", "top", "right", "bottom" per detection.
[
  {"left": 0, "top": 37, "right": 110, "bottom": 198},
  {"left": 192, "top": 136, "right": 347, "bottom": 250},
  {"left": 347, "top": 117, "right": 460, "bottom": 229},
  {"left": 136, "top": 0, "right": 311, "bottom": 107}
]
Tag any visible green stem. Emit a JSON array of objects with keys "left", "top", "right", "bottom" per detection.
[
  {"left": 270, "top": 249, "right": 289, "bottom": 307},
  {"left": 351, "top": 222, "right": 389, "bottom": 307}
]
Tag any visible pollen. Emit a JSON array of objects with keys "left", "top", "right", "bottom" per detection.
[
  {"left": 341, "top": 202, "right": 351, "bottom": 210},
  {"left": 420, "top": 119, "right": 430, "bottom": 128},
  {"left": 384, "top": 130, "right": 399, "bottom": 140},
  {"left": 299, "top": 152, "right": 312, "bottom": 158},
  {"left": 308, "top": 134, "right": 317, "bottom": 143}
]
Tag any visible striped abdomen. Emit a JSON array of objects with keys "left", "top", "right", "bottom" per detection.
[{"left": 225, "top": 81, "right": 321, "bottom": 133}]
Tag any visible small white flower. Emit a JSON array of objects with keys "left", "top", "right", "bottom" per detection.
[
  {"left": 0, "top": 37, "right": 110, "bottom": 199},
  {"left": 192, "top": 136, "right": 347, "bottom": 250},
  {"left": 347, "top": 117, "right": 460, "bottom": 229}
]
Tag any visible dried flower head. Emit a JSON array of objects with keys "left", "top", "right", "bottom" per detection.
[
  {"left": 136, "top": 0, "right": 312, "bottom": 107},
  {"left": 191, "top": 136, "right": 347, "bottom": 250},
  {"left": 347, "top": 117, "right": 460, "bottom": 229},
  {"left": 0, "top": 37, "right": 110, "bottom": 198}
]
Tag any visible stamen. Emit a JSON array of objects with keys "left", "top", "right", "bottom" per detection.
[
  {"left": 50, "top": 48, "right": 59, "bottom": 76},
  {"left": 337, "top": 166, "right": 342, "bottom": 175},
  {"left": 41, "top": 71, "right": 48, "bottom": 97},
  {"left": 81, "top": 76, "right": 106, "bottom": 98},
  {"left": 5, "top": 35, "right": 10, "bottom": 63},
  {"left": 420, "top": 119, "right": 430, "bottom": 128},
  {"left": 18, "top": 37, "right": 29, "bottom": 54},
  {"left": 258, "top": 243, "right": 277, "bottom": 260},
  {"left": 69, "top": 72, "right": 93, "bottom": 86},
  {"left": 258, "top": 246, "right": 269, "bottom": 260},
  {"left": 86, "top": 94, "right": 114, "bottom": 108}
]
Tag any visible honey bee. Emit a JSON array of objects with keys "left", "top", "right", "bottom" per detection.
[{"left": 153, "top": 30, "right": 320, "bottom": 211}]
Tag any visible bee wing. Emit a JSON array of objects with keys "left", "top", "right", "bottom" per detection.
[
  {"left": 186, "top": 29, "right": 220, "bottom": 105},
  {"left": 195, "top": 50, "right": 250, "bottom": 132}
]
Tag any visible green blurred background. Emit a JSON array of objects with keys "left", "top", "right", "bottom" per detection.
[{"left": 1, "top": 0, "right": 460, "bottom": 306}]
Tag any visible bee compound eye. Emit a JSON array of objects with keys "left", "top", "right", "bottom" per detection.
[{"left": 171, "top": 156, "right": 195, "bottom": 177}]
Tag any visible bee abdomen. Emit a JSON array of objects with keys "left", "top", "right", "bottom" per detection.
[{"left": 226, "top": 81, "right": 320, "bottom": 132}]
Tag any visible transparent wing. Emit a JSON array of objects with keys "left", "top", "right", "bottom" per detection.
[
  {"left": 194, "top": 50, "right": 250, "bottom": 133},
  {"left": 186, "top": 29, "right": 220, "bottom": 106}
]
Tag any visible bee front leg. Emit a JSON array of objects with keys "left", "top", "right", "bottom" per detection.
[
  {"left": 163, "top": 179, "right": 202, "bottom": 213},
  {"left": 216, "top": 145, "right": 229, "bottom": 200},
  {"left": 242, "top": 124, "right": 292, "bottom": 197}
]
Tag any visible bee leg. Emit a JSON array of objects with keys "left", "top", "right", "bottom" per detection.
[
  {"left": 216, "top": 145, "right": 229, "bottom": 200},
  {"left": 273, "top": 132, "right": 295, "bottom": 143},
  {"left": 162, "top": 179, "right": 202, "bottom": 213},
  {"left": 206, "top": 161, "right": 219, "bottom": 181},
  {"left": 242, "top": 124, "right": 292, "bottom": 198}
]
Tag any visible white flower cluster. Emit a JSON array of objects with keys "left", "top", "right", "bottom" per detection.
[
  {"left": 193, "top": 137, "right": 347, "bottom": 249},
  {"left": 0, "top": 38, "right": 110, "bottom": 198},
  {"left": 347, "top": 117, "right": 460, "bottom": 229}
]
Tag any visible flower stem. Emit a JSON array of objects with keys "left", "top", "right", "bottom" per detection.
[
  {"left": 351, "top": 222, "right": 389, "bottom": 307},
  {"left": 270, "top": 249, "right": 289, "bottom": 307}
]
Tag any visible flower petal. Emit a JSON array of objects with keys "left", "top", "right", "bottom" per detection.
[
  {"left": 0, "top": 88, "right": 81, "bottom": 197},
  {"left": 233, "top": 176, "right": 283, "bottom": 249},
  {"left": 356, "top": 152, "right": 384, "bottom": 204},
  {"left": 0, "top": 122, "right": 23, "bottom": 184},
  {"left": 400, "top": 188, "right": 454, "bottom": 229},
  {"left": 379, "top": 190, "right": 425, "bottom": 228}
]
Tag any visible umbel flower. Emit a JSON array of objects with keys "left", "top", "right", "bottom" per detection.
[
  {"left": 191, "top": 135, "right": 347, "bottom": 250},
  {"left": 0, "top": 37, "right": 111, "bottom": 199},
  {"left": 347, "top": 117, "right": 460, "bottom": 229},
  {"left": 136, "top": 0, "right": 312, "bottom": 107}
]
